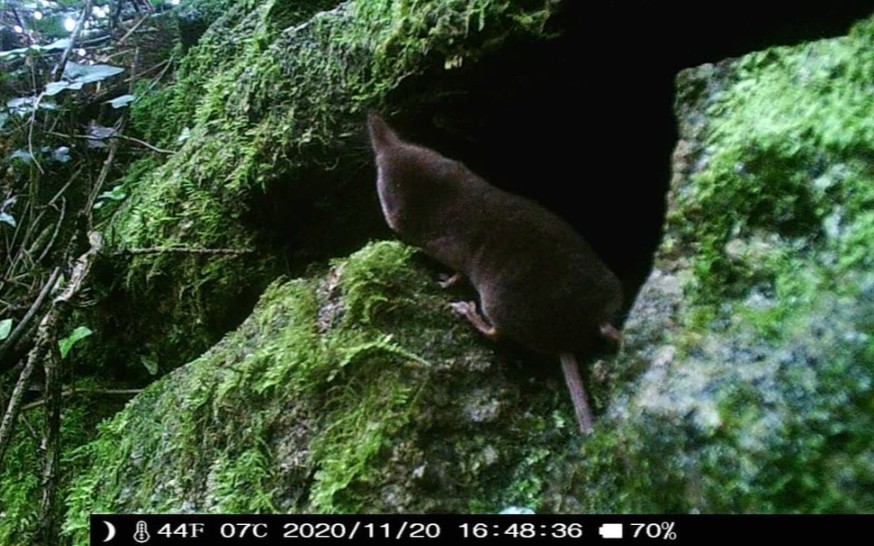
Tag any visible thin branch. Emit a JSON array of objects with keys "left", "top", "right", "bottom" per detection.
[
  {"left": 86, "top": 139, "right": 119, "bottom": 215},
  {"left": 51, "top": 0, "right": 93, "bottom": 82},
  {"left": 39, "top": 321, "right": 61, "bottom": 543},
  {"left": 0, "top": 267, "right": 61, "bottom": 373},
  {"left": 118, "top": 246, "right": 255, "bottom": 256},
  {"left": 119, "top": 14, "right": 150, "bottom": 45},
  {"left": 27, "top": 94, "right": 45, "bottom": 175},
  {"left": 21, "top": 389, "right": 143, "bottom": 411},
  {"left": 47, "top": 131, "right": 175, "bottom": 155},
  {"left": 0, "top": 350, "right": 39, "bottom": 466},
  {"left": 36, "top": 198, "right": 65, "bottom": 263},
  {"left": 117, "top": 134, "right": 175, "bottom": 155}
]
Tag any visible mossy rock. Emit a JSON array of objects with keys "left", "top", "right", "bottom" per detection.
[
  {"left": 567, "top": 15, "right": 874, "bottom": 512},
  {"left": 99, "top": 0, "right": 561, "bottom": 376},
  {"left": 60, "top": 9, "right": 874, "bottom": 546},
  {"left": 63, "top": 241, "right": 588, "bottom": 544}
]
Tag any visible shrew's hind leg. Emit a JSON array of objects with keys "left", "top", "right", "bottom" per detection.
[{"left": 449, "top": 301, "right": 499, "bottom": 341}]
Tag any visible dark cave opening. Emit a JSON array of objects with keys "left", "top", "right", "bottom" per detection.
[
  {"left": 378, "top": 3, "right": 874, "bottom": 313},
  {"left": 250, "top": 3, "right": 873, "bottom": 320}
]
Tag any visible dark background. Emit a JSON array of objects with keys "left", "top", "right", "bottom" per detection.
[{"left": 415, "top": 2, "right": 874, "bottom": 311}]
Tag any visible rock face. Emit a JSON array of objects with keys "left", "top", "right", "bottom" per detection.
[
  {"left": 64, "top": 242, "right": 590, "bottom": 543},
  {"left": 61, "top": 9, "right": 874, "bottom": 543},
  {"left": 568, "top": 18, "right": 874, "bottom": 512}
]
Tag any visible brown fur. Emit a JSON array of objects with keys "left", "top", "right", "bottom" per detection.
[{"left": 367, "top": 113, "right": 622, "bottom": 434}]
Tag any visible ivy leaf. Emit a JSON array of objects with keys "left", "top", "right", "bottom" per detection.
[
  {"left": 86, "top": 122, "right": 116, "bottom": 149},
  {"left": 0, "top": 319, "right": 12, "bottom": 341},
  {"left": 0, "top": 39, "right": 69, "bottom": 61},
  {"left": 93, "top": 185, "right": 127, "bottom": 209},
  {"left": 59, "top": 326, "right": 93, "bottom": 359},
  {"left": 45, "top": 81, "right": 73, "bottom": 97},
  {"left": 106, "top": 94, "right": 135, "bottom": 109},
  {"left": 9, "top": 149, "right": 33, "bottom": 164},
  {"left": 62, "top": 62, "right": 124, "bottom": 85},
  {"left": 53, "top": 146, "right": 71, "bottom": 163},
  {"left": 45, "top": 63, "right": 124, "bottom": 97},
  {"left": 6, "top": 96, "right": 37, "bottom": 115}
]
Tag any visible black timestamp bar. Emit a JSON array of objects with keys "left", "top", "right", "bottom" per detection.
[{"left": 91, "top": 514, "right": 872, "bottom": 545}]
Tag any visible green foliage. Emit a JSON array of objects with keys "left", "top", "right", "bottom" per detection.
[
  {"left": 0, "top": 380, "right": 116, "bottom": 545},
  {"left": 59, "top": 325, "right": 94, "bottom": 359}
]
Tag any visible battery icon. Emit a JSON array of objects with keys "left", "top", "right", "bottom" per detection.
[{"left": 599, "top": 523, "right": 624, "bottom": 539}]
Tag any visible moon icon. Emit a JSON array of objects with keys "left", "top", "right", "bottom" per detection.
[{"left": 103, "top": 521, "right": 116, "bottom": 542}]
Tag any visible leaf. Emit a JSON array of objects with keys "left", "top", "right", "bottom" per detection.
[
  {"left": 6, "top": 96, "right": 37, "bottom": 115},
  {"left": 94, "top": 185, "right": 126, "bottom": 209},
  {"left": 140, "top": 355, "right": 159, "bottom": 376},
  {"left": 0, "top": 319, "right": 12, "bottom": 341},
  {"left": 9, "top": 149, "right": 33, "bottom": 164},
  {"left": 45, "top": 63, "right": 125, "bottom": 97},
  {"left": 0, "top": 39, "right": 71, "bottom": 61},
  {"left": 106, "top": 94, "right": 135, "bottom": 109},
  {"left": 59, "top": 326, "right": 93, "bottom": 359},
  {"left": 0, "top": 212, "right": 16, "bottom": 228},
  {"left": 45, "top": 81, "right": 73, "bottom": 97},
  {"left": 42, "top": 38, "right": 72, "bottom": 52},
  {"left": 87, "top": 122, "right": 116, "bottom": 140},
  {"left": 62, "top": 62, "right": 124, "bottom": 84},
  {"left": 98, "top": 185, "right": 126, "bottom": 201},
  {"left": 52, "top": 146, "right": 71, "bottom": 163}
]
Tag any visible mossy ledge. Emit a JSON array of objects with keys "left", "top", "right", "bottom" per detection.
[
  {"left": 103, "top": 0, "right": 558, "bottom": 376},
  {"left": 63, "top": 241, "right": 587, "bottom": 543}
]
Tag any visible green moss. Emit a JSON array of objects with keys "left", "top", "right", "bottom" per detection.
[
  {"left": 109, "top": 0, "right": 558, "bottom": 375},
  {"left": 64, "top": 241, "right": 583, "bottom": 543},
  {"left": 671, "top": 22, "right": 874, "bottom": 307},
  {"left": 576, "top": 14, "right": 874, "bottom": 514}
]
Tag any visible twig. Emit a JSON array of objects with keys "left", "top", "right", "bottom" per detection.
[
  {"left": 119, "top": 14, "right": 150, "bottom": 45},
  {"left": 27, "top": 93, "right": 45, "bottom": 175},
  {"left": 51, "top": 0, "right": 93, "bottom": 82},
  {"left": 118, "top": 134, "right": 175, "bottom": 155},
  {"left": 36, "top": 198, "right": 65, "bottom": 263},
  {"left": 0, "top": 349, "right": 40, "bottom": 466},
  {"left": 22, "top": 388, "right": 143, "bottom": 411},
  {"left": 118, "top": 246, "right": 254, "bottom": 256},
  {"left": 47, "top": 131, "right": 174, "bottom": 155},
  {"left": 39, "top": 316, "right": 61, "bottom": 543},
  {"left": 0, "top": 267, "right": 61, "bottom": 373},
  {"left": 86, "top": 139, "right": 119, "bottom": 215}
]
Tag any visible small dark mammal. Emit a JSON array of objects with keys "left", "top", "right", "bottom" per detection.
[{"left": 367, "top": 113, "right": 623, "bottom": 434}]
